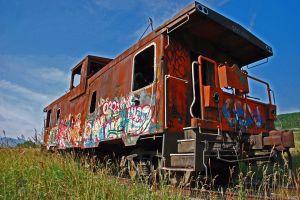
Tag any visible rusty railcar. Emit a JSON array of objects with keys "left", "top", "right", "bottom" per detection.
[{"left": 43, "top": 2, "right": 294, "bottom": 174}]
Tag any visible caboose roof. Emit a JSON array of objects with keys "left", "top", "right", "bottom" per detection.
[
  {"left": 155, "top": 1, "right": 273, "bottom": 66},
  {"left": 70, "top": 55, "right": 112, "bottom": 72}
]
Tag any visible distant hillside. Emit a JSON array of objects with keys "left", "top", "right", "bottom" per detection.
[
  {"left": 0, "top": 137, "right": 25, "bottom": 147},
  {"left": 276, "top": 112, "right": 300, "bottom": 129}
]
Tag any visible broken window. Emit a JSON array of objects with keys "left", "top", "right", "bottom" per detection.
[
  {"left": 56, "top": 109, "right": 61, "bottom": 121},
  {"left": 71, "top": 64, "right": 82, "bottom": 88},
  {"left": 89, "top": 91, "right": 97, "bottom": 113},
  {"left": 132, "top": 45, "right": 155, "bottom": 91},
  {"left": 88, "top": 61, "right": 105, "bottom": 78},
  {"left": 46, "top": 109, "right": 51, "bottom": 128}
]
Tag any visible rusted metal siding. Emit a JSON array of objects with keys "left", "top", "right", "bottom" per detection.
[
  {"left": 164, "top": 37, "right": 192, "bottom": 133},
  {"left": 44, "top": 35, "right": 165, "bottom": 149},
  {"left": 83, "top": 36, "right": 164, "bottom": 147}
]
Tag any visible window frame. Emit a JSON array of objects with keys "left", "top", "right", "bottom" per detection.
[
  {"left": 70, "top": 64, "right": 82, "bottom": 89},
  {"left": 131, "top": 42, "right": 156, "bottom": 92}
]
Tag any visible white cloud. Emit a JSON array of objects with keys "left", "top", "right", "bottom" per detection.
[
  {"left": 0, "top": 54, "right": 72, "bottom": 86},
  {"left": 0, "top": 94, "right": 43, "bottom": 138},
  {"left": 199, "top": 0, "right": 232, "bottom": 8},
  {"left": 127, "top": 0, "right": 232, "bottom": 40},
  {"left": 0, "top": 54, "right": 78, "bottom": 139},
  {"left": 92, "top": 0, "right": 188, "bottom": 25},
  {"left": 0, "top": 113, "right": 6, "bottom": 121},
  {"left": 217, "top": 0, "right": 231, "bottom": 7},
  {"left": 249, "top": 12, "right": 257, "bottom": 31},
  {"left": 30, "top": 67, "right": 70, "bottom": 83},
  {"left": 0, "top": 80, "right": 48, "bottom": 102},
  {"left": 128, "top": 0, "right": 188, "bottom": 40},
  {"left": 93, "top": 0, "right": 137, "bottom": 10}
]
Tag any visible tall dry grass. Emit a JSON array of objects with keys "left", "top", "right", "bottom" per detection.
[
  {"left": 0, "top": 148, "right": 184, "bottom": 200},
  {"left": 0, "top": 128, "right": 299, "bottom": 200}
]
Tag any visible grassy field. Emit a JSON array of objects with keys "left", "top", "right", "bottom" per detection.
[
  {"left": 276, "top": 112, "right": 300, "bottom": 129},
  {"left": 0, "top": 148, "right": 183, "bottom": 200},
  {"left": 1, "top": 147, "right": 299, "bottom": 200}
]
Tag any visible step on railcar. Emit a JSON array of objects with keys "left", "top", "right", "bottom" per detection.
[{"left": 43, "top": 2, "right": 295, "bottom": 177}]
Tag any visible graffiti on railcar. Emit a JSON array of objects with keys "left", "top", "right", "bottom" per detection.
[
  {"left": 222, "top": 98, "right": 264, "bottom": 129},
  {"left": 165, "top": 39, "right": 189, "bottom": 78},
  {"left": 68, "top": 113, "right": 82, "bottom": 147},
  {"left": 83, "top": 90, "right": 160, "bottom": 147},
  {"left": 48, "top": 127, "right": 58, "bottom": 147},
  {"left": 48, "top": 113, "right": 82, "bottom": 149}
]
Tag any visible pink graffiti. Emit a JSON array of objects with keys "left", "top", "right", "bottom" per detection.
[{"left": 83, "top": 95, "right": 154, "bottom": 147}]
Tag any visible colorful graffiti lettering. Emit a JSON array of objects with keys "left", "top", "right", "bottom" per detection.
[
  {"left": 222, "top": 98, "right": 264, "bottom": 129},
  {"left": 83, "top": 91, "right": 160, "bottom": 147},
  {"left": 247, "top": 105, "right": 264, "bottom": 128},
  {"left": 47, "top": 91, "right": 160, "bottom": 149},
  {"left": 48, "top": 113, "right": 82, "bottom": 149}
]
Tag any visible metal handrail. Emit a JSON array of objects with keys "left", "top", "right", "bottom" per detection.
[
  {"left": 190, "top": 61, "right": 198, "bottom": 118},
  {"left": 166, "top": 14, "right": 190, "bottom": 34},
  {"left": 246, "top": 74, "right": 273, "bottom": 105}
]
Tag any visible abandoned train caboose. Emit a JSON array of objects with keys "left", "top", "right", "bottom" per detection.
[{"left": 43, "top": 2, "right": 295, "bottom": 174}]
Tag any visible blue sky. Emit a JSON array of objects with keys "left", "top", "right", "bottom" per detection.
[{"left": 0, "top": 0, "right": 299, "bottom": 138}]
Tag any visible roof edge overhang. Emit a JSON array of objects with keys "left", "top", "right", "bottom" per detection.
[{"left": 156, "top": 1, "right": 273, "bottom": 66}]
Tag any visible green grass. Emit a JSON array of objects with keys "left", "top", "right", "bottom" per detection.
[
  {"left": 0, "top": 148, "right": 183, "bottom": 200},
  {"left": 276, "top": 112, "right": 300, "bottom": 129}
]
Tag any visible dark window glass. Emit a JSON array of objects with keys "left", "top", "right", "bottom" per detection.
[
  {"left": 88, "top": 61, "right": 105, "bottom": 78},
  {"left": 56, "top": 109, "right": 60, "bottom": 121},
  {"left": 90, "top": 91, "right": 97, "bottom": 113},
  {"left": 46, "top": 109, "right": 51, "bottom": 128},
  {"left": 133, "top": 45, "right": 155, "bottom": 91}
]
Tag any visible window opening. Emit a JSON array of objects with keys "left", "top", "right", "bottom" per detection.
[
  {"left": 133, "top": 45, "right": 155, "bottom": 91},
  {"left": 90, "top": 91, "right": 97, "bottom": 113},
  {"left": 88, "top": 61, "right": 105, "bottom": 78},
  {"left": 56, "top": 109, "right": 61, "bottom": 121},
  {"left": 46, "top": 109, "right": 52, "bottom": 128},
  {"left": 71, "top": 64, "right": 82, "bottom": 88}
]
